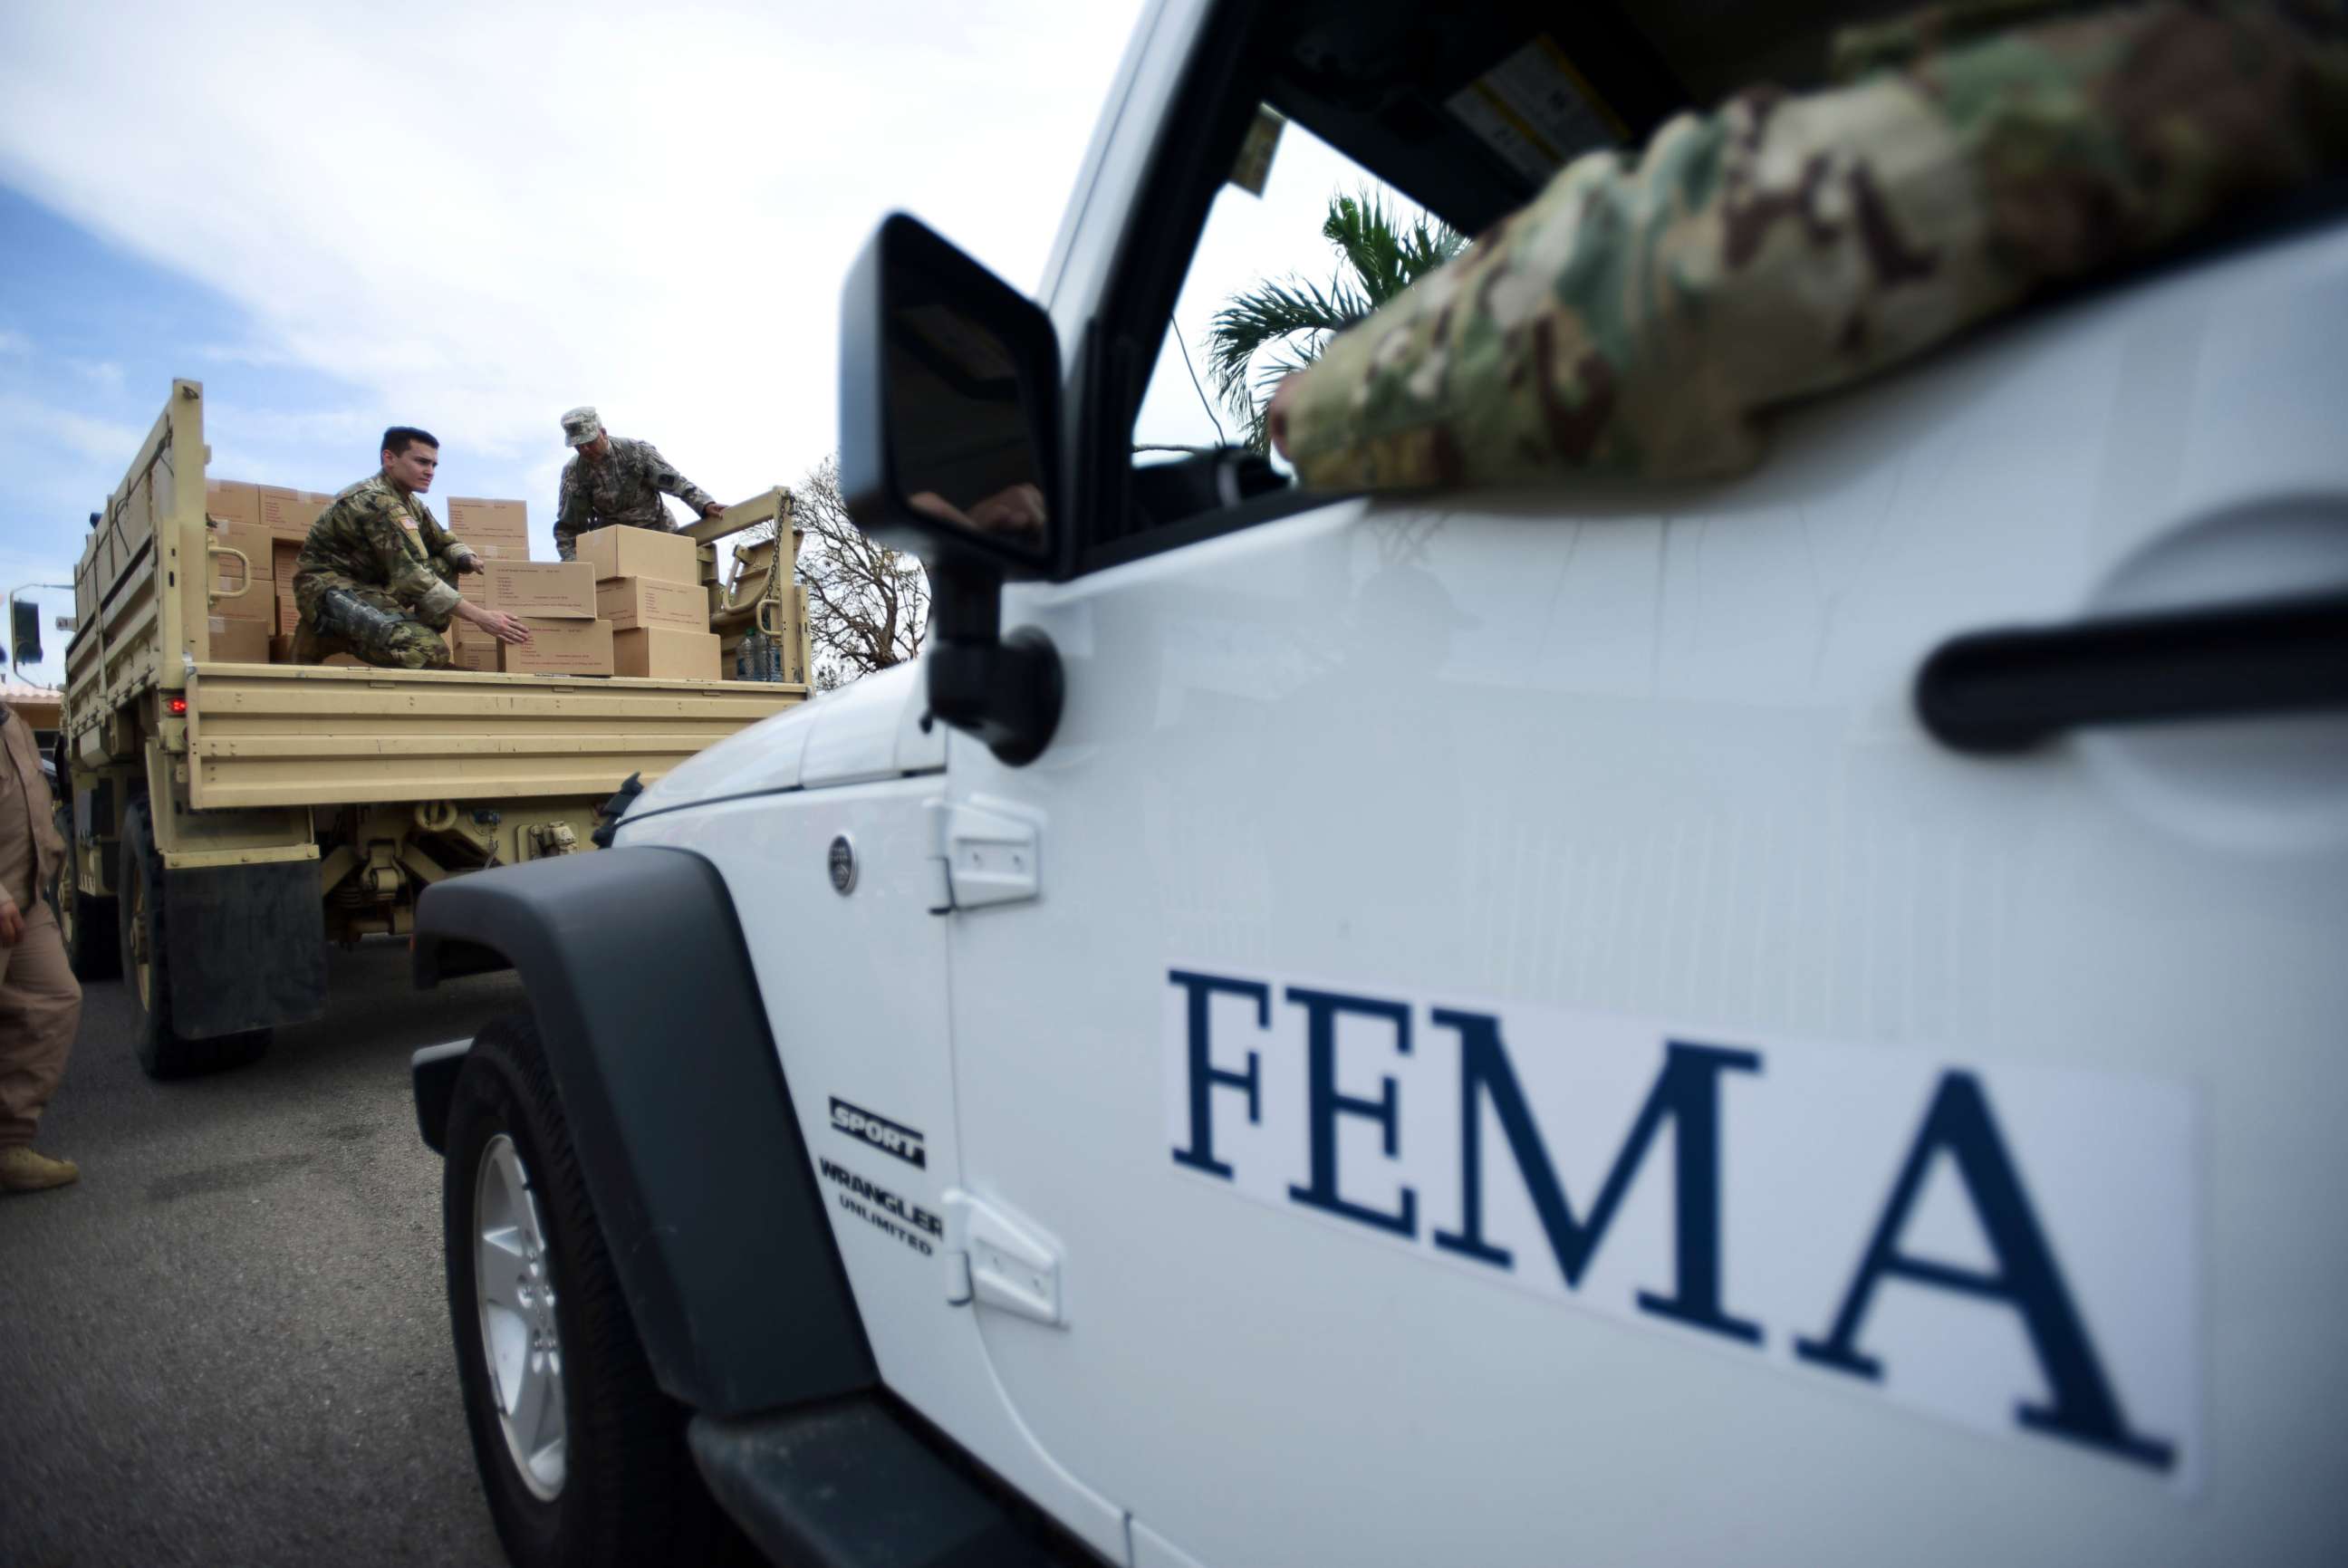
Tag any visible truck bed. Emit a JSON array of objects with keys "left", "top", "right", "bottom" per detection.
[{"left": 184, "top": 661, "right": 803, "bottom": 810}]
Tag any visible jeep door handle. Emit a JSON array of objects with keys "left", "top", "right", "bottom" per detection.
[{"left": 1915, "top": 590, "right": 2348, "bottom": 755}]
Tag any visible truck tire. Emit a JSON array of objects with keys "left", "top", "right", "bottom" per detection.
[
  {"left": 52, "top": 804, "right": 121, "bottom": 981},
  {"left": 442, "top": 1011, "right": 752, "bottom": 1568},
  {"left": 119, "top": 800, "right": 270, "bottom": 1078}
]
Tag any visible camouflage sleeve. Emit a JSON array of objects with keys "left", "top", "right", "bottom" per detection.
[
  {"left": 417, "top": 505, "right": 476, "bottom": 570},
  {"left": 640, "top": 444, "right": 717, "bottom": 515},
  {"left": 553, "top": 459, "right": 587, "bottom": 561},
  {"left": 1276, "top": 0, "right": 2348, "bottom": 491},
  {"left": 353, "top": 492, "right": 462, "bottom": 617}
]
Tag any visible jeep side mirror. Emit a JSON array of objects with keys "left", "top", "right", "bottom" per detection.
[{"left": 840, "top": 213, "right": 1063, "bottom": 766}]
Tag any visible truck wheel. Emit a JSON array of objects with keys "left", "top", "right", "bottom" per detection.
[
  {"left": 119, "top": 800, "right": 271, "bottom": 1078},
  {"left": 52, "top": 804, "right": 121, "bottom": 981},
  {"left": 443, "top": 1012, "right": 749, "bottom": 1568}
]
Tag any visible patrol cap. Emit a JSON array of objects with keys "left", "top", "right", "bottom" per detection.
[{"left": 560, "top": 406, "right": 603, "bottom": 447}]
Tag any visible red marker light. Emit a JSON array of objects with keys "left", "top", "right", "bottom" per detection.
[{"left": 168, "top": 697, "right": 188, "bottom": 716}]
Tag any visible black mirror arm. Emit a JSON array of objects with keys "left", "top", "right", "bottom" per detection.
[{"left": 925, "top": 553, "right": 1063, "bottom": 767}]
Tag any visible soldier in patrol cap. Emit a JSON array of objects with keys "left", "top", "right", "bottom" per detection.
[
  {"left": 1267, "top": 0, "right": 2348, "bottom": 491},
  {"left": 552, "top": 407, "right": 728, "bottom": 561},
  {"left": 291, "top": 427, "right": 534, "bottom": 669}
]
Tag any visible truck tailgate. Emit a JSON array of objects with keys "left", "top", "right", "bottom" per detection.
[{"left": 184, "top": 662, "right": 804, "bottom": 809}]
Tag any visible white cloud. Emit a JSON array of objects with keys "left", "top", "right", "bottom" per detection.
[
  {"left": 0, "top": 327, "right": 29, "bottom": 357},
  {"left": 69, "top": 357, "right": 123, "bottom": 390},
  {"left": 191, "top": 341, "right": 302, "bottom": 368},
  {"left": 0, "top": 0, "right": 1147, "bottom": 529},
  {"left": 0, "top": 392, "right": 144, "bottom": 466},
  {"left": 201, "top": 399, "right": 379, "bottom": 450}
]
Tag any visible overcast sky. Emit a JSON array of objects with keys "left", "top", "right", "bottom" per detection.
[{"left": 0, "top": 0, "right": 1422, "bottom": 688}]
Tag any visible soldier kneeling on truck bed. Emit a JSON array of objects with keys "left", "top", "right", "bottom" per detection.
[{"left": 291, "top": 427, "right": 534, "bottom": 669}]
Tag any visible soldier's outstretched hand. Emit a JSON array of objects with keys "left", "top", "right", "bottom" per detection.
[
  {"left": 457, "top": 602, "right": 535, "bottom": 646},
  {"left": 481, "top": 609, "right": 534, "bottom": 645}
]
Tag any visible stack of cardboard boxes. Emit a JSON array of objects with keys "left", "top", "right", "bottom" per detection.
[
  {"left": 200, "top": 489, "right": 722, "bottom": 680},
  {"left": 454, "top": 559, "right": 614, "bottom": 675},
  {"left": 576, "top": 526, "right": 722, "bottom": 680},
  {"left": 442, "top": 495, "right": 612, "bottom": 674},
  {"left": 204, "top": 479, "right": 332, "bottom": 665},
  {"left": 204, "top": 481, "right": 555, "bottom": 670}
]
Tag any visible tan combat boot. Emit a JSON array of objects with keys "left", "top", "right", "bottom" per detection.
[{"left": 0, "top": 1146, "right": 80, "bottom": 1193}]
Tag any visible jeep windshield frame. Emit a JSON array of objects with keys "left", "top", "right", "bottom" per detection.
[{"left": 1075, "top": 0, "right": 1913, "bottom": 566}]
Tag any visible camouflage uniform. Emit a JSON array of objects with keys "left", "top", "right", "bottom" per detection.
[
  {"left": 553, "top": 438, "right": 717, "bottom": 561},
  {"left": 1277, "top": 0, "right": 2348, "bottom": 491},
  {"left": 291, "top": 474, "right": 478, "bottom": 669}
]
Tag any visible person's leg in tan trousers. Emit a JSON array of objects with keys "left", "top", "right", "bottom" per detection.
[{"left": 0, "top": 899, "right": 82, "bottom": 1192}]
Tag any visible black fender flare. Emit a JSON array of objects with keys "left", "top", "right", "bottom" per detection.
[{"left": 411, "top": 845, "right": 875, "bottom": 1419}]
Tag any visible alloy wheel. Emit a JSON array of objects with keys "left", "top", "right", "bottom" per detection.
[{"left": 474, "top": 1131, "right": 567, "bottom": 1500}]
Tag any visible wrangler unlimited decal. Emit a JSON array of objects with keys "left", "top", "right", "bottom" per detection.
[{"left": 820, "top": 1158, "right": 944, "bottom": 1257}]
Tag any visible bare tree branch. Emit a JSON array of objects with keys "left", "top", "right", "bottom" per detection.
[{"left": 747, "top": 453, "right": 929, "bottom": 690}]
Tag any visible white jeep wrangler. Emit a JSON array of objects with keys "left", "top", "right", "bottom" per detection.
[{"left": 411, "top": 0, "right": 2348, "bottom": 1563}]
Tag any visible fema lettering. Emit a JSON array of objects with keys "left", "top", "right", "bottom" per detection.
[{"left": 1167, "top": 968, "right": 2180, "bottom": 1473}]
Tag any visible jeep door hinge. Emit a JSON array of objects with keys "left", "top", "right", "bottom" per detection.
[
  {"left": 942, "top": 1188, "right": 1065, "bottom": 1326},
  {"left": 925, "top": 799, "right": 1041, "bottom": 916}
]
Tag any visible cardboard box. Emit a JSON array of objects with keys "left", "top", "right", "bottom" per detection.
[
  {"left": 448, "top": 496, "right": 526, "bottom": 534},
  {"left": 273, "top": 541, "right": 303, "bottom": 632},
  {"left": 447, "top": 636, "right": 501, "bottom": 672},
  {"left": 207, "top": 521, "right": 275, "bottom": 620},
  {"left": 455, "top": 517, "right": 530, "bottom": 544},
  {"left": 205, "top": 479, "right": 264, "bottom": 528},
  {"left": 455, "top": 525, "right": 530, "bottom": 553},
  {"left": 448, "top": 504, "right": 531, "bottom": 562},
  {"left": 613, "top": 627, "right": 721, "bottom": 680},
  {"left": 259, "top": 486, "right": 328, "bottom": 540},
  {"left": 444, "top": 620, "right": 500, "bottom": 672},
  {"left": 596, "top": 575, "right": 707, "bottom": 632},
  {"left": 501, "top": 617, "right": 613, "bottom": 676},
  {"left": 482, "top": 561, "right": 596, "bottom": 618},
  {"left": 275, "top": 546, "right": 303, "bottom": 616},
  {"left": 577, "top": 525, "right": 698, "bottom": 588},
  {"left": 454, "top": 534, "right": 530, "bottom": 567},
  {"left": 207, "top": 615, "right": 272, "bottom": 663}
]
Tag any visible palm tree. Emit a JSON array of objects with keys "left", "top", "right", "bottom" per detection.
[{"left": 1206, "top": 188, "right": 1468, "bottom": 451}]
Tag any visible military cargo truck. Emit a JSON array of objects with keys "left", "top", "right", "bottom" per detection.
[{"left": 54, "top": 380, "right": 810, "bottom": 1076}]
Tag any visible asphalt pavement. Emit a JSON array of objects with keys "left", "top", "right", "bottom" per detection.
[{"left": 0, "top": 939, "right": 528, "bottom": 1568}]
